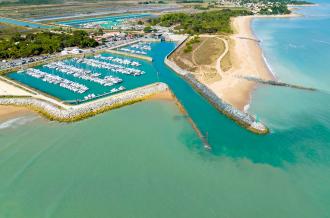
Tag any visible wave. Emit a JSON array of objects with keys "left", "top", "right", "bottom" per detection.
[
  {"left": 261, "top": 52, "right": 277, "bottom": 79},
  {"left": 313, "top": 39, "right": 330, "bottom": 46},
  {"left": 0, "top": 116, "right": 37, "bottom": 130},
  {"left": 250, "top": 24, "right": 278, "bottom": 79},
  {"left": 243, "top": 104, "right": 250, "bottom": 113},
  {"left": 288, "top": 43, "right": 305, "bottom": 49}
]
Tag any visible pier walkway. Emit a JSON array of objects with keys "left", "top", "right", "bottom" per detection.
[{"left": 106, "top": 49, "right": 152, "bottom": 62}]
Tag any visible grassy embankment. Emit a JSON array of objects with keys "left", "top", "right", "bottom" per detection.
[
  {"left": 220, "top": 38, "right": 232, "bottom": 72},
  {"left": 153, "top": 10, "right": 249, "bottom": 82},
  {"left": 170, "top": 35, "right": 228, "bottom": 84}
]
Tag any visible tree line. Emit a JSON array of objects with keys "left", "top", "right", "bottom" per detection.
[
  {"left": 150, "top": 9, "right": 252, "bottom": 34},
  {"left": 0, "top": 30, "right": 98, "bottom": 59}
]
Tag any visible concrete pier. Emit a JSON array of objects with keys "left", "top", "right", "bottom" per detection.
[{"left": 106, "top": 49, "right": 153, "bottom": 62}]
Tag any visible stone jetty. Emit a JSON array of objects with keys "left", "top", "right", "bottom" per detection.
[
  {"left": 0, "top": 82, "right": 168, "bottom": 122},
  {"left": 241, "top": 76, "right": 317, "bottom": 91},
  {"left": 164, "top": 46, "right": 268, "bottom": 134},
  {"left": 184, "top": 73, "right": 268, "bottom": 134}
]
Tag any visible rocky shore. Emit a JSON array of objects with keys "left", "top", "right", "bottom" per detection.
[{"left": 184, "top": 73, "right": 268, "bottom": 134}]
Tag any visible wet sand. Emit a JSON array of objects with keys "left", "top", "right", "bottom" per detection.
[
  {"left": 147, "top": 89, "right": 173, "bottom": 101},
  {"left": 0, "top": 105, "right": 31, "bottom": 121}
]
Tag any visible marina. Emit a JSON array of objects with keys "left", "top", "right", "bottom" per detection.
[
  {"left": 45, "top": 61, "right": 123, "bottom": 87},
  {"left": 23, "top": 68, "right": 89, "bottom": 94},
  {"left": 4, "top": 41, "right": 267, "bottom": 132},
  {"left": 77, "top": 58, "right": 145, "bottom": 76},
  {"left": 7, "top": 52, "right": 158, "bottom": 103}
]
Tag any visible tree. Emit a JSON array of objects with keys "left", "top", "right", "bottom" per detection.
[
  {"left": 0, "top": 30, "right": 98, "bottom": 59},
  {"left": 143, "top": 26, "right": 153, "bottom": 33},
  {"left": 150, "top": 10, "right": 252, "bottom": 34},
  {"left": 97, "top": 28, "right": 104, "bottom": 35}
]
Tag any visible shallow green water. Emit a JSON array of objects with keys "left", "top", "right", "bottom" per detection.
[{"left": 1, "top": 101, "right": 329, "bottom": 218}]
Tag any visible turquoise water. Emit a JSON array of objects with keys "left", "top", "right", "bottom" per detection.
[
  {"left": 1, "top": 2, "right": 330, "bottom": 217},
  {"left": 8, "top": 53, "right": 158, "bottom": 103},
  {"left": 0, "top": 17, "right": 50, "bottom": 29},
  {"left": 57, "top": 14, "right": 150, "bottom": 29}
]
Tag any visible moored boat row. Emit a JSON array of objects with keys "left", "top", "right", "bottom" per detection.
[
  {"left": 130, "top": 42, "right": 152, "bottom": 51},
  {"left": 76, "top": 58, "right": 145, "bottom": 76},
  {"left": 24, "top": 68, "right": 88, "bottom": 94},
  {"left": 45, "top": 61, "right": 123, "bottom": 87},
  {"left": 119, "top": 48, "right": 147, "bottom": 55},
  {"left": 94, "top": 54, "right": 141, "bottom": 67}
]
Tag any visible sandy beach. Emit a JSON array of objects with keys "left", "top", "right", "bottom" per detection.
[
  {"left": 0, "top": 105, "right": 31, "bottom": 121},
  {"left": 147, "top": 89, "right": 173, "bottom": 101},
  {"left": 208, "top": 11, "right": 304, "bottom": 111},
  {"left": 0, "top": 78, "right": 34, "bottom": 121},
  {"left": 199, "top": 6, "right": 310, "bottom": 111},
  {"left": 207, "top": 15, "right": 275, "bottom": 110}
]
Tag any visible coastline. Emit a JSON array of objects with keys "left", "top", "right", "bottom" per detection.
[
  {"left": 0, "top": 83, "right": 170, "bottom": 122},
  {"left": 0, "top": 105, "right": 30, "bottom": 122},
  {"left": 0, "top": 89, "right": 174, "bottom": 122},
  {"left": 0, "top": 83, "right": 214, "bottom": 145},
  {"left": 163, "top": 8, "right": 313, "bottom": 133},
  {"left": 165, "top": 49, "right": 269, "bottom": 134},
  {"left": 0, "top": 9, "right": 307, "bottom": 132},
  {"left": 210, "top": 7, "right": 306, "bottom": 110},
  {"left": 208, "top": 15, "right": 275, "bottom": 111}
]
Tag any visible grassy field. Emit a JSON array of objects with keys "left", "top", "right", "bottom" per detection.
[
  {"left": 0, "top": 22, "right": 36, "bottom": 39},
  {"left": 170, "top": 36, "right": 227, "bottom": 84},
  {"left": 220, "top": 49, "right": 232, "bottom": 72},
  {"left": 194, "top": 37, "right": 225, "bottom": 65}
]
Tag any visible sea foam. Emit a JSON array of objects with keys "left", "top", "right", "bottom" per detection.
[{"left": 0, "top": 116, "right": 37, "bottom": 130}]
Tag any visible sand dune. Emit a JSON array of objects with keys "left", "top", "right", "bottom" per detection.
[{"left": 209, "top": 16, "right": 274, "bottom": 111}]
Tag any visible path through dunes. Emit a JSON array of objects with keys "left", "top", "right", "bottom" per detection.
[{"left": 169, "top": 35, "right": 228, "bottom": 84}]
